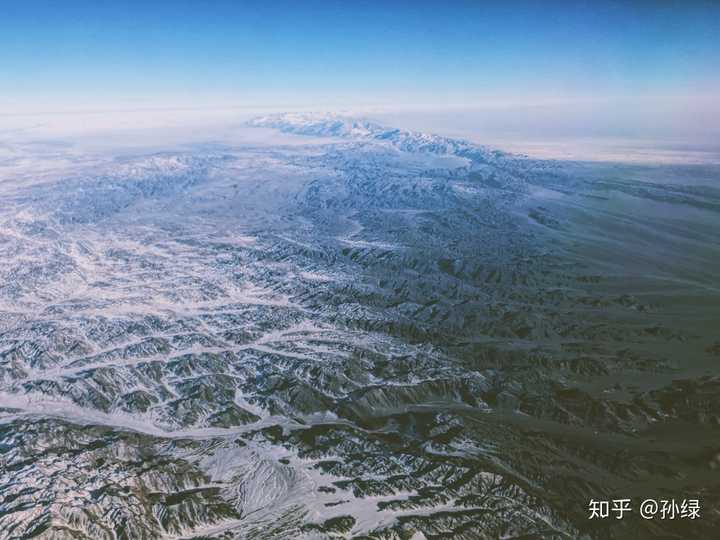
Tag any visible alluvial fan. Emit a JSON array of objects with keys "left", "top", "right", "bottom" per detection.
[{"left": 1, "top": 114, "right": 719, "bottom": 539}]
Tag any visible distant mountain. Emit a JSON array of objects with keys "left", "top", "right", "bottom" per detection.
[{"left": 247, "top": 112, "right": 508, "bottom": 162}]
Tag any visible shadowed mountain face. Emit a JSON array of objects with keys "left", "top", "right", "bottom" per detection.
[{"left": 1, "top": 114, "right": 719, "bottom": 539}]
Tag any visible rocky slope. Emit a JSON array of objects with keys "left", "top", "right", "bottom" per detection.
[{"left": 1, "top": 114, "right": 719, "bottom": 539}]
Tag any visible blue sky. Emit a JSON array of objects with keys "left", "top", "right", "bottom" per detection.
[
  {"left": 2, "top": 1, "right": 718, "bottom": 109},
  {"left": 1, "top": 0, "right": 719, "bottom": 144}
]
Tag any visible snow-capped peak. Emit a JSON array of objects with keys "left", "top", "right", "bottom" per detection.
[{"left": 247, "top": 112, "right": 503, "bottom": 161}]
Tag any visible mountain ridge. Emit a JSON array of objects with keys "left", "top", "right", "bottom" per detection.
[{"left": 247, "top": 112, "right": 509, "bottom": 162}]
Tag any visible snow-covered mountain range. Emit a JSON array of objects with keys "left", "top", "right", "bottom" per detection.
[
  {"left": 247, "top": 112, "right": 508, "bottom": 161},
  {"left": 0, "top": 114, "right": 718, "bottom": 539}
]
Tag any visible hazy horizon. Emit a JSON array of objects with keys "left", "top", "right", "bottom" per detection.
[{"left": 3, "top": 102, "right": 720, "bottom": 166}]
